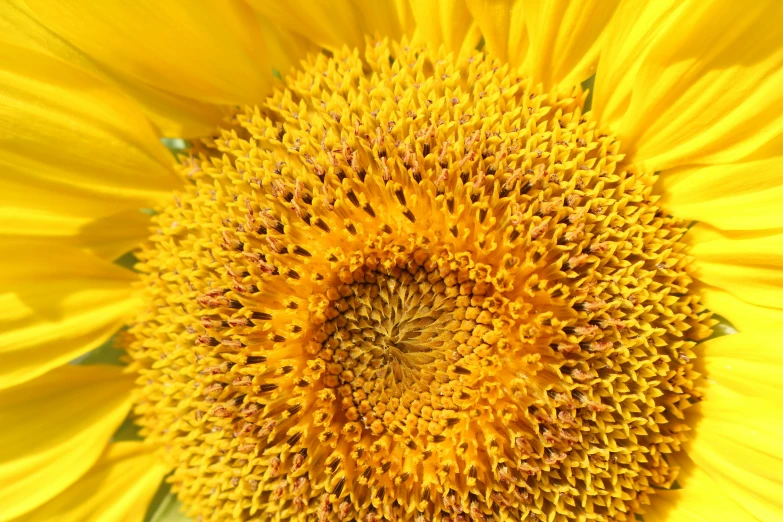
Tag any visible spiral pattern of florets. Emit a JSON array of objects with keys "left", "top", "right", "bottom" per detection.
[{"left": 128, "top": 40, "right": 712, "bottom": 522}]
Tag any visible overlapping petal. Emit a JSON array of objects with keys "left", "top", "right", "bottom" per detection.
[
  {"left": 0, "top": 365, "right": 134, "bottom": 521},
  {"left": 0, "top": 242, "right": 138, "bottom": 388},
  {"left": 465, "top": 0, "right": 528, "bottom": 67},
  {"left": 593, "top": 0, "right": 783, "bottom": 173},
  {"left": 409, "top": 0, "right": 481, "bottom": 61},
  {"left": 24, "top": 0, "right": 274, "bottom": 106},
  {"left": 0, "top": 38, "right": 178, "bottom": 254},
  {"left": 659, "top": 154, "right": 783, "bottom": 231},
  {"left": 518, "top": 0, "right": 620, "bottom": 91},
  {"left": 0, "top": 0, "right": 224, "bottom": 137},
  {"left": 687, "top": 225, "right": 783, "bottom": 330},
  {"left": 683, "top": 324, "right": 783, "bottom": 520},
  {"left": 645, "top": 459, "right": 757, "bottom": 522},
  {"left": 701, "top": 325, "right": 783, "bottom": 401},
  {"left": 246, "top": 0, "right": 415, "bottom": 56},
  {"left": 590, "top": 0, "right": 682, "bottom": 133},
  {"left": 687, "top": 397, "right": 783, "bottom": 521},
  {"left": 697, "top": 285, "right": 783, "bottom": 332},
  {"left": 14, "top": 442, "right": 166, "bottom": 522}
]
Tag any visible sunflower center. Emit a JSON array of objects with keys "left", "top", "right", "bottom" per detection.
[
  {"left": 128, "top": 40, "right": 711, "bottom": 522},
  {"left": 313, "top": 254, "right": 508, "bottom": 438}
]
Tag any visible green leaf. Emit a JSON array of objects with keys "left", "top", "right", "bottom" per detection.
[
  {"left": 111, "top": 414, "right": 142, "bottom": 442},
  {"left": 581, "top": 74, "right": 596, "bottom": 112},
  {"left": 144, "top": 481, "right": 191, "bottom": 522},
  {"left": 114, "top": 250, "right": 141, "bottom": 271},
  {"left": 70, "top": 332, "right": 126, "bottom": 366},
  {"left": 161, "top": 137, "right": 190, "bottom": 156},
  {"left": 704, "top": 312, "right": 738, "bottom": 341}
]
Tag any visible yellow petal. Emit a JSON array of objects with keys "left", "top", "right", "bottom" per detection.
[
  {"left": 688, "top": 397, "right": 783, "bottom": 521},
  {"left": 0, "top": 176, "right": 154, "bottom": 261},
  {"left": 519, "top": 0, "right": 620, "bottom": 91},
  {"left": 465, "top": 0, "right": 528, "bottom": 67},
  {"left": 353, "top": 0, "right": 416, "bottom": 43},
  {"left": 248, "top": 0, "right": 414, "bottom": 74},
  {"left": 591, "top": 0, "right": 682, "bottom": 132},
  {"left": 249, "top": 0, "right": 437, "bottom": 56},
  {"left": 0, "top": 242, "right": 138, "bottom": 388},
  {"left": 0, "top": 0, "right": 90, "bottom": 72},
  {"left": 646, "top": 468, "right": 756, "bottom": 522},
  {"left": 26, "top": 0, "right": 274, "bottom": 106},
  {"left": 0, "top": 0, "right": 223, "bottom": 138},
  {"left": 645, "top": 458, "right": 757, "bottom": 522},
  {"left": 247, "top": 0, "right": 365, "bottom": 51},
  {"left": 594, "top": 1, "right": 783, "bottom": 172},
  {"left": 68, "top": 209, "right": 153, "bottom": 262},
  {"left": 254, "top": 13, "right": 320, "bottom": 78},
  {"left": 14, "top": 442, "right": 166, "bottom": 522},
  {"left": 116, "top": 82, "right": 226, "bottom": 139},
  {"left": 698, "top": 284, "right": 783, "bottom": 333},
  {"left": 688, "top": 224, "right": 783, "bottom": 319},
  {"left": 410, "top": 0, "right": 483, "bottom": 61},
  {"left": 0, "top": 41, "right": 180, "bottom": 251},
  {"left": 248, "top": 0, "right": 414, "bottom": 55},
  {"left": 702, "top": 326, "right": 783, "bottom": 401},
  {"left": 659, "top": 155, "right": 783, "bottom": 231},
  {"left": 0, "top": 365, "right": 134, "bottom": 521},
  {"left": 394, "top": 0, "right": 416, "bottom": 37}
]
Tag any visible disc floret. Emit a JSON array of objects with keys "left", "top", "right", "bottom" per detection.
[{"left": 129, "top": 40, "right": 711, "bottom": 522}]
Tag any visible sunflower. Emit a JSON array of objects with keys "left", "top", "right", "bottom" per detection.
[{"left": 2, "top": 1, "right": 782, "bottom": 521}]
